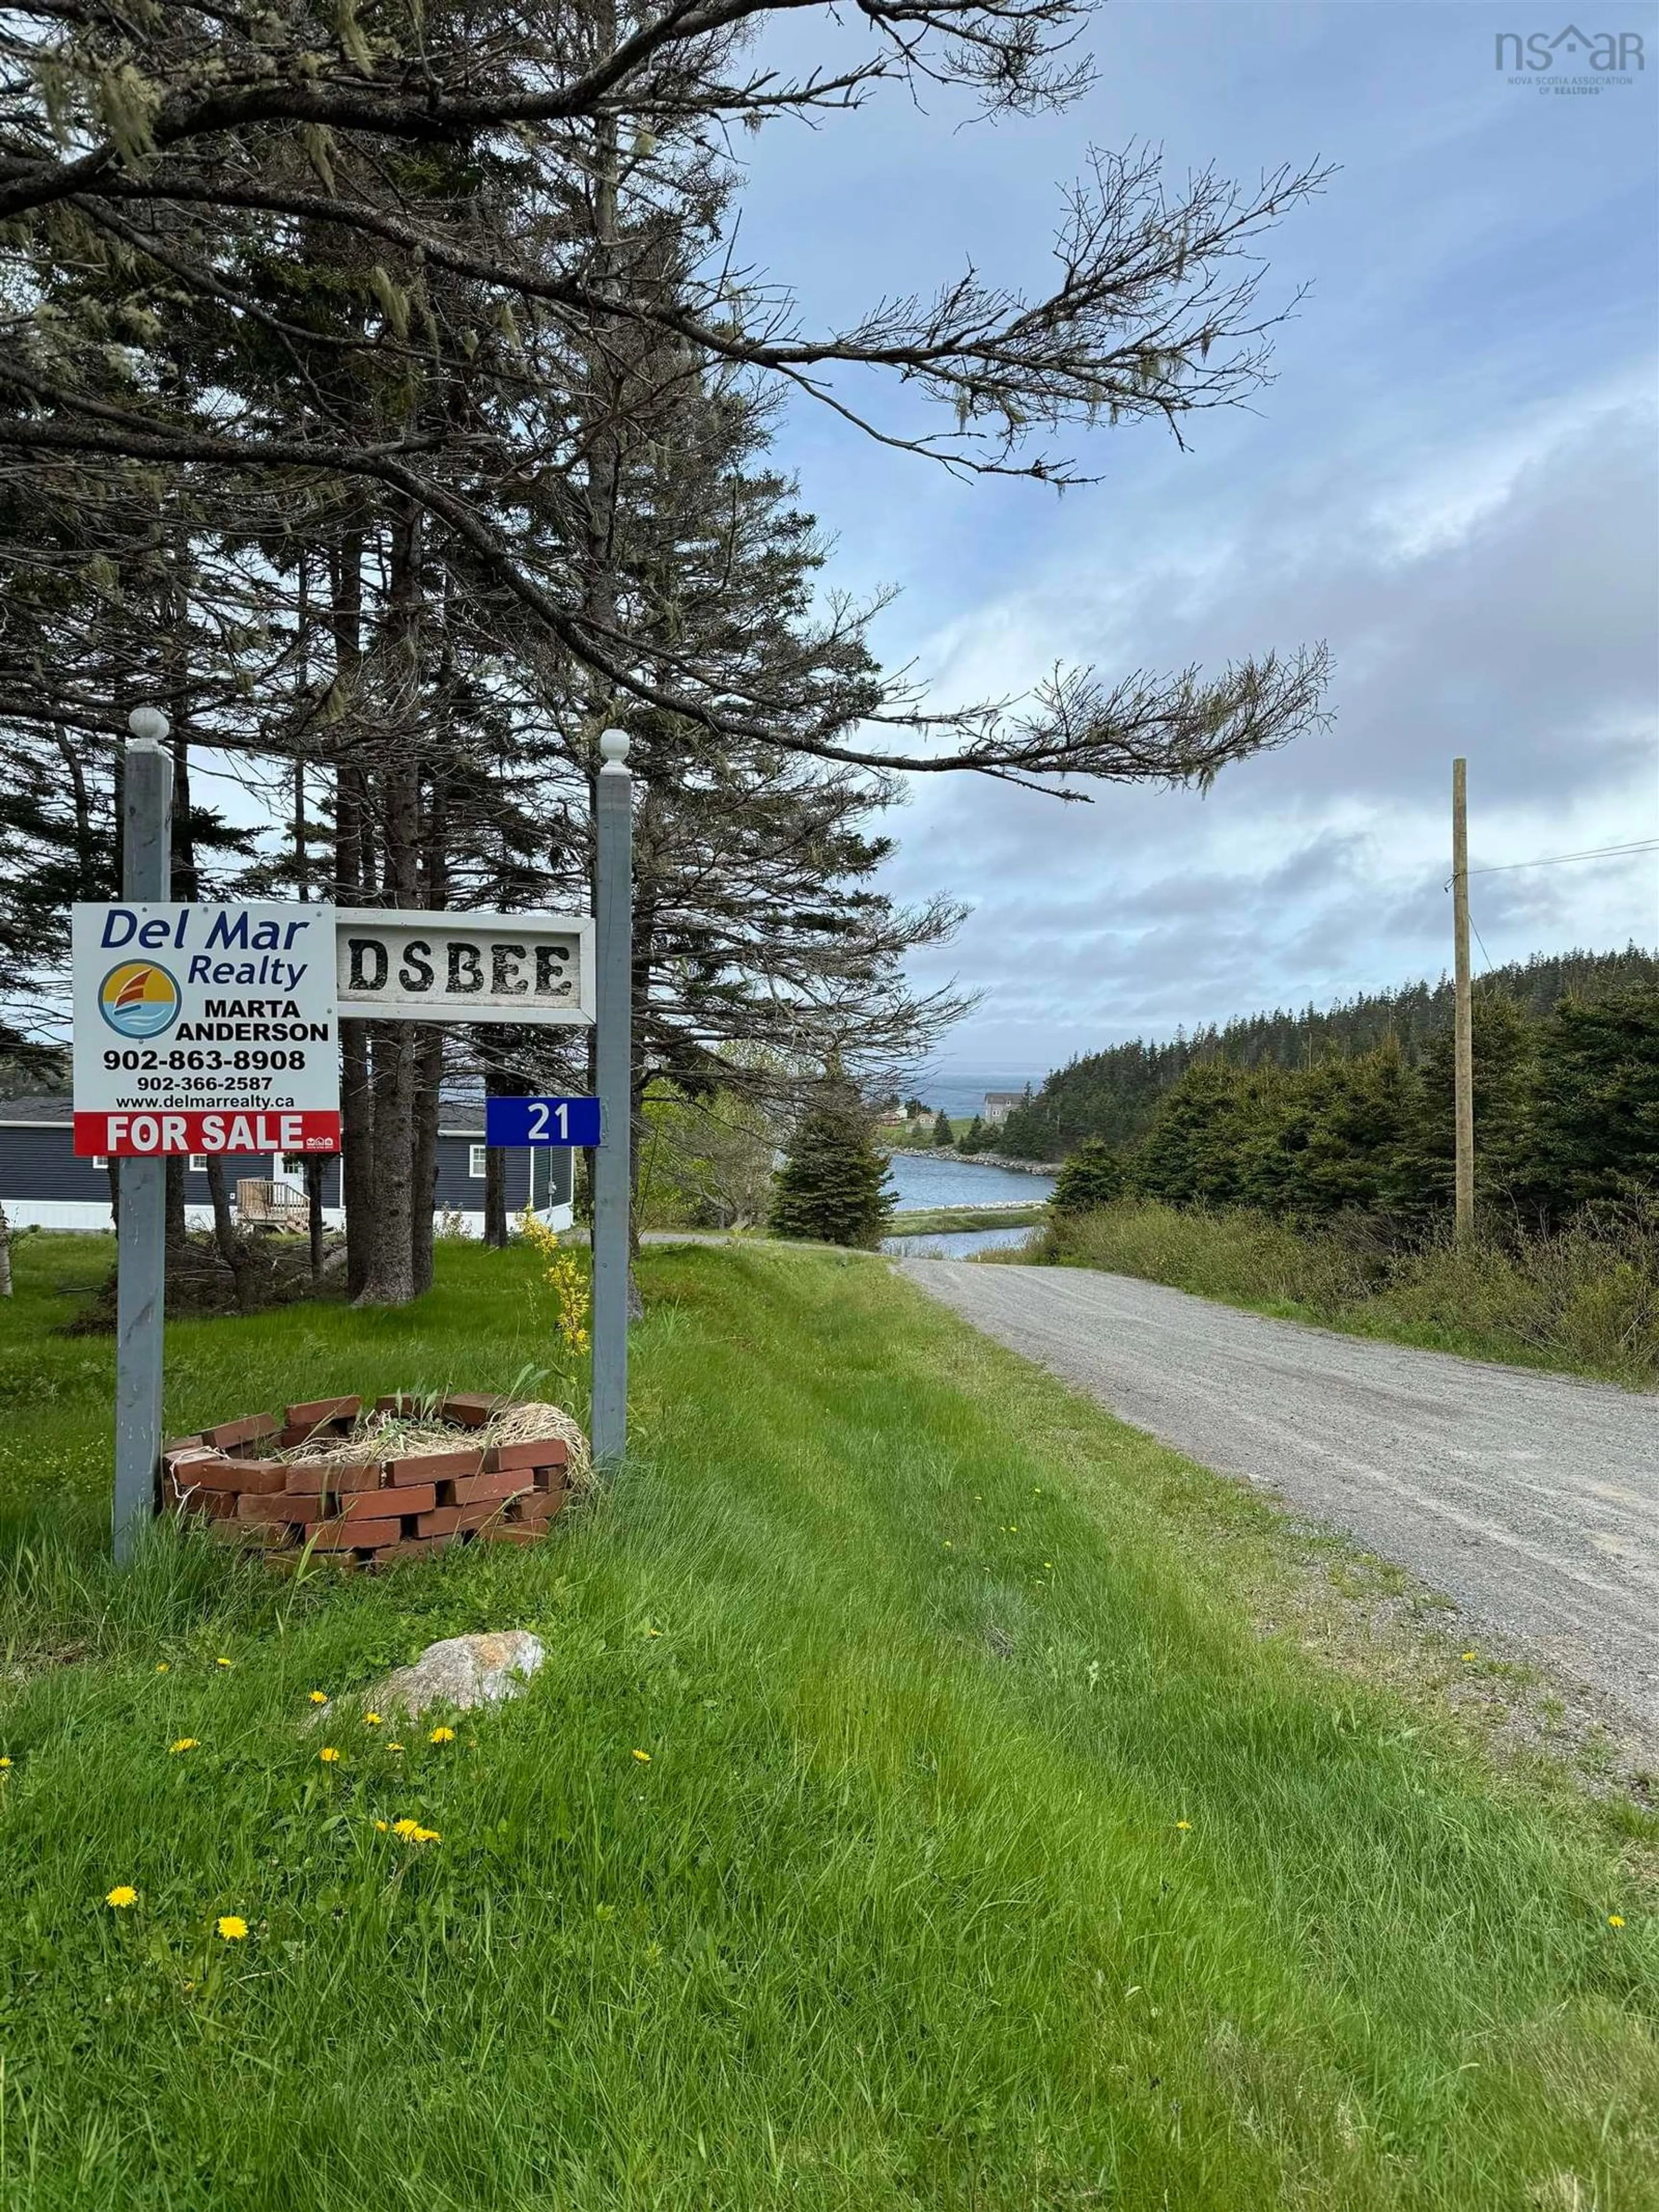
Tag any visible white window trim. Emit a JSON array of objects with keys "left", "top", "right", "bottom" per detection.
[
  {"left": 189, "top": 1154, "right": 208, "bottom": 1172},
  {"left": 468, "top": 1144, "right": 487, "bottom": 1178},
  {"left": 92, "top": 1155, "right": 108, "bottom": 1169}
]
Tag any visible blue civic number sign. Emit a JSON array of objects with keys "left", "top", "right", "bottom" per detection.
[{"left": 484, "top": 1095, "right": 601, "bottom": 1147}]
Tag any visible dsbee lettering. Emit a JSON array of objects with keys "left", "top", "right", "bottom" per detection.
[{"left": 346, "top": 934, "right": 572, "bottom": 1000}]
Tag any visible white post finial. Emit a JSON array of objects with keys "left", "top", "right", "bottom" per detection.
[
  {"left": 598, "top": 727, "right": 630, "bottom": 773},
  {"left": 127, "top": 706, "right": 171, "bottom": 746}
]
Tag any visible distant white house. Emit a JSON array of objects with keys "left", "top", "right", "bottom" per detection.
[{"left": 982, "top": 1092, "right": 1025, "bottom": 1127}]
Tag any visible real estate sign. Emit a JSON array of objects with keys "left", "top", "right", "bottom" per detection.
[{"left": 72, "top": 901, "right": 341, "bottom": 1157}]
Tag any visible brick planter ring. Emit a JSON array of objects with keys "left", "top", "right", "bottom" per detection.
[{"left": 161, "top": 1393, "right": 575, "bottom": 1567}]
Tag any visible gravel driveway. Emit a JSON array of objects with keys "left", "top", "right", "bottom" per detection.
[{"left": 900, "top": 1259, "right": 1659, "bottom": 1734}]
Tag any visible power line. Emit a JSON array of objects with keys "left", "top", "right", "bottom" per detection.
[{"left": 1466, "top": 837, "right": 1659, "bottom": 879}]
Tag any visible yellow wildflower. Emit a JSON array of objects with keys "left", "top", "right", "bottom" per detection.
[
  {"left": 169, "top": 1738, "right": 199, "bottom": 1754},
  {"left": 1175, "top": 1820, "right": 1192, "bottom": 1833},
  {"left": 1461, "top": 1651, "right": 1477, "bottom": 1663},
  {"left": 364, "top": 1713, "right": 382, "bottom": 1726},
  {"left": 216, "top": 1658, "right": 233, "bottom": 1669},
  {"left": 392, "top": 1817, "right": 421, "bottom": 1838},
  {"left": 429, "top": 1726, "right": 455, "bottom": 1744},
  {"left": 155, "top": 1663, "right": 169, "bottom": 1674},
  {"left": 387, "top": 1742, "right": 405, "bottom": 1752},
  {"left": 411, "top": 1826, "right": 442, "bottom": 1844},
  {"left": 1609, "top": 1914, "right": 1626, "bottom": 1929},
  {"left": 308, "top": 1691, "right": 328, "bottom": 1706},
  {"left": 632, "top": 1749, "right": 652, "bottom": 1763},
  {"left": 319, "top": 1747, "right": 340, "bottom": 1764},
  {"left": 0, "top": 1757, "right": 10, "bottom": 1769},
  {"left": 106, "top": 1885, "right": 138, "bottom": 1909},
  {"left": 216, "top": 1916, "right": 248, "bottom": 1941},
  {"left": 374, "top": 1820, "right": 389, "bottom": 1833}
]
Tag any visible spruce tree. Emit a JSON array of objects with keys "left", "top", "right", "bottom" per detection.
[
  {"left": 1052, "top": 1139, "right": 1126, "bottom": 1215},
  {"left": 1531, "top": 984, "right": 1659, "bottom": 1218},
  {"left": 770, "top": 1082, "right": 895, "bottom": 1248},
  {"left": 932, "top": 1110, "right": 956, "bottom": 1148}
]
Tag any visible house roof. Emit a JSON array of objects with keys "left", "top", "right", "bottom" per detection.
[{"left": 0, "top": 1097, "right": 73, "bottom": 1124}]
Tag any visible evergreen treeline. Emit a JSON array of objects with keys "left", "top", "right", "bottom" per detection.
[
  {"left": 1001, "top": 946, "right": 1659, "bottom": 1160},
  {"left": 1052, "top": 982, "right": 1659, "bottom": 1232}
]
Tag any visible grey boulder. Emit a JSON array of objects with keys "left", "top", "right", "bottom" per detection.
[{"left": 364, "top": 1630, "right": 546, "bottom": 1718}]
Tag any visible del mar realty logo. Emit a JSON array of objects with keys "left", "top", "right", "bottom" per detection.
[{"left": 1496, "top": 24, "right": 1646, "bottom": 90}]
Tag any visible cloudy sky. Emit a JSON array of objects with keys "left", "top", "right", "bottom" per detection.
[{"left": 733, "top": 0, "right": 1659, "bottom": 1080}]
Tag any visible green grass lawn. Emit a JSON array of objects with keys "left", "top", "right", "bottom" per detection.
[{"left": 1, "top": 1235, "right": 1656, "bottom": 2209}]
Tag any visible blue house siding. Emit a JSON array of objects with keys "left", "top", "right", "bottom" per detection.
[
  {"left": 3, "top": 1108, "right": 573, "bottom": 1230},
  {"left": 432, "top": 1136, "right": 573, "bottom": 1213},
  {"left": 0, "top": 1120, "right": 271, "bottom": 1205},
  {"left": 0, "top": 1123, "right": 117, "bottom": 1202}
]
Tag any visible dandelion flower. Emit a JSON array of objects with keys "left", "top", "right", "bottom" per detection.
[
  {"left": 429, "top": 1726, "right": 455, "bottom": 1745},
  {"left": 1460, "top": 1651, "right": 1477, "bottom": 1663},
  {"left": 216, "top": 1916, "right": 248, "bottom": 1941},
  {"left": 155, "top": 1663, "right": 170, "bottom": 1674},
  {"left": 364, "top": 1713, "right": 382, "bottom": 1727},
  {"left": 1609, "top": 1914, "right": 1626, "bottom": 1929},
  {"left": 1175, "top": 1820, "right": 1192, "bottom": 1833},
  {"left": 632, "top": 1749, "right": 652, "bottom": 1763},
  {"left": 387, "top": 1742, "right": 405, "bottom": 1753},
  {"left": 169, "top": 1738, "right": 199, "bottom": 1754},
  {"left": 106, "top": 1885, "right": 138, "bottom": 1909},
  {"left": 374, "top": 1820, "right": 389, "bottom": 1833},
  {"left": 319, "top": 1747, "right": 340, "bottom": 1764},
  {"left": 0, "top": 1757, "right": 10, "bottom": 1769},
  {"left": 308, "top": 1691, "right": 328, "bottom": 1706},
  {"left": 411, "top": 1826, "right": 442, "bottom": 1844},
  {"left": 646, "top": 1628, "right": 663, "bottom": 1640},
  {"left": 216, "top": 1658, "right": 233, "bottom": 1669},
  {"left": 392, "top": 1818, "right": 421, "bottom": 1839}
]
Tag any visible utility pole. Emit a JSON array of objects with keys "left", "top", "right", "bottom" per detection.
[
  {"left": 1452, "top": 756, "right": 1474, "bottom": 1240},
  {"left": 114, "top": 708, "right": 174, "bottom": 1561},
  {"left": 591, "top": 728, "right": 633, "bottom": 1466}
]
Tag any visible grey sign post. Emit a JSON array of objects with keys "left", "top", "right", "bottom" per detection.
[
  {"left": 113, "top": 709, "right": 174, "bottom": 1563},
  {"left": 591, "top": 729, "right": 633, "bottom": 1466}
]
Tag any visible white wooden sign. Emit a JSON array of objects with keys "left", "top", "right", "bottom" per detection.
[
  {"left": 335, "top": 910, "right": 594, "bottom": 1026},
  {"left": 72, "top": 901, "right": 340, "bottom": 1156}
]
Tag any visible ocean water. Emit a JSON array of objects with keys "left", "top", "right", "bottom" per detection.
[
  {"left": 884, "top": 1150, "right": 1055, "bottom": 1210},
  {"left": 882, "top": 1223, "right": 1042, "bottom": 1260},
  {"left": 880, "top": 1147, "right": 1055, "bottom": 1257},
  {"left": 909, "top": 1071, "right": 1040, "bottom": 1123}
]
